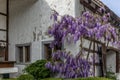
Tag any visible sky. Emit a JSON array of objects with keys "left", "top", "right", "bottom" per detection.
[{"left": 101, "top": 0, "right": 120, "bottom": 17}]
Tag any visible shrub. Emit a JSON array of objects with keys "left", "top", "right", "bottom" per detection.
[
  {"left": 106, "top": 71, "right": 116, "bottom": 80},
  {"left": 24, "top": 60, "right": 51, "bottom": 79},
  {"left": 106, "top": 67, "right": 116, "bottom": 80},
  {"left": 17, "top": 74, "right": 34, "bottom": 80}
]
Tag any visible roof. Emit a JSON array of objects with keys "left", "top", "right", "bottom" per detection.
[
  {"left": 80, "top": 0, "right": 120, "bottom": 28},
  {"left": 92, "top": 0, "right": 104, "bottom": 7}
]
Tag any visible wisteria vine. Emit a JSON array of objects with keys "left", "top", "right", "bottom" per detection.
[
  {"left": 45, "top": 50, "right": 91, "bottom": 78},
  {"left": 48, "top": 10, "right": 117, "bottom": 48},
  {"left": 46, "top": 8, "right": 119, "bottom": 78}
]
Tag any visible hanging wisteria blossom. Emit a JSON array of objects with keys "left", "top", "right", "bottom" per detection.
[
  {"left": 46, "top": 9, "right": 119, "bottom": 78},
  {"left": 48, "top": 10, "right": 117, "bottom": 48},
  {"left": 45, "top": 50, "right": 91, "bottom": 78}
]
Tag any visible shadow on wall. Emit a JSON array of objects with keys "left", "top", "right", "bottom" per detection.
[
  {"left": 10, "top": 0, "right": 39, "bottom": 12},
  {"left": 9, "top": 0, "right": 53, "bottom": 43}
]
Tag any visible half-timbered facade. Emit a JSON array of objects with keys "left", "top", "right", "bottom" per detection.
[{"left": 0, "top": 0, "right": 120, "bottom": 78}]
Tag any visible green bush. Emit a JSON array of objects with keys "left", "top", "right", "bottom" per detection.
[
  {"left": 106, "top": 66, "right": 116, "bottom": 80},
  {"left": 24, "top": 60, "right": 51, "bottom": 79},
  {"left": 17, "top": 74, "right": 34, "bottom": 80},
  {"left": 106, "top": 71, "right": 116, "bottom": 80}
]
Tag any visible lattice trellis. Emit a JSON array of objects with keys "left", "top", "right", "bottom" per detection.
[{"left": 79, "top": 37, "right": 106, "bottom": 77}]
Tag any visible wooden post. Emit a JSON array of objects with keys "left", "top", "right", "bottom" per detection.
[
  {"left": 116, "top": 52, "right": 119, "bottom": 73},
  {"left": 86, "top": 40, "right": 92, "bottom": 60},
  {"left": 5, "top": 0, "right": 9, "bottom": 61},
  {"left": 93, "top": 41, "right": 95, "bottom": 77},
  {"left": 102, "top": 43, "right": 106, "bottom": 76}
]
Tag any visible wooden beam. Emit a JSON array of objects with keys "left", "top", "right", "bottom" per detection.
[
  {"left": 107, "top": 46, "right": 120, "bottom": 53},
  {"left": 5, "top": 0, "right": 9, "bottom": 61},
  {"left": 0, "top": 40, "right": 6, "bottom": 42},
  {"left": 80, "top": 0, "right": 96, "bottom": 13},
  {"left": 93, "top": 40, "right": 95, "bottom": 77},
  {"left": 0, "top": 12, "right": 7, "bottom": 16},
  {"left": 0, "top": 61, "right": 15, "bottom": 68},
  {"left": 101, "top": 44, "right": 106, "bottom": 77},
  {"left": 0, "top": 29, "right": 7, "bottom": 31},
  {"left": 116, "top": 53, "right": 119, "bottom": 73},
  {"left": 86, "top": 40, "right": 92, "bottom": 59},
  {"left": 83, "top": 47, "right": 97, "bottom": 53},
  {"left": 84, "top": 37, "right": 104, "bottom": 45}
]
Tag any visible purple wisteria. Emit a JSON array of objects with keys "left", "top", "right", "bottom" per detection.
[
  {"left": 48, "top": 10, "right": 117, "bottom": 48},
  {"left": 45, "top": 50, "right": 91, "bottom": 78},
  {"left": 46, "top": 9, "right": 119, "bottom": 78}
]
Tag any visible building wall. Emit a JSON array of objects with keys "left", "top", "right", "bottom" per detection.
[
  {"left": 9, "top": 0, "right": 82, "bottom": 77},
  {"left": 9, "top": 0, "right": 102, "bottom": 77},
  {"left": 106, "top": 51, "right": 116, "bottom": 73},
  {"left": 0, "top": 0, "right": 7, "bottom": 62},
  {"left": 0, "top": 0, "right": 7, "bottom": 45}
]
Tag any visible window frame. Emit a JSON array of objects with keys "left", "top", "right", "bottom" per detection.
[
  {"left": 41, "top": 40, "right": 64, "bottom": 60},
  {"left": 41, "top": 41, "right": 53, "bottom": 60},
  {"left": 15, "top": 43, "right": 31, "bottom": 64}
]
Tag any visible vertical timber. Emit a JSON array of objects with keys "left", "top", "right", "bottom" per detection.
[
  {"left": 116, "top": 52, "right": 119, "bottom": 73},
  {"left": 5, "top": 0, "right": 9, "bottom": 61}
]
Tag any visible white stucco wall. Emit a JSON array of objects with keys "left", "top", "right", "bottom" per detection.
[
  {"left": 9, "top": 0, "right": 78, "bottom": 60},
  {"left": 9, "top": 0, "right": 81, "bottom": 77},
  {"left": 0, "top": 0, "right": 6, "bottom": 14},
  {"left": 106, "top": 51, "right": 116, "bottom": 73},
  {"left": 0, "top": 15, "right": 6, "bottom": 30},
  {"left": 0, "top": 0, "right": 7, "bottom": 47}
]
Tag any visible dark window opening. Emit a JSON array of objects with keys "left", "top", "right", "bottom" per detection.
[
  {"left": 25, "top": 46, "right": 30, "bottom": 62},
  {"left": 16, "top": 44, "right": 31, "bottom": 63},
  {"left": 44, "top": 44, "right": 52, "bottom": 60},
  {"left": 43, "top": 43, "right": 62, "bottom": 60},
  {"left": 18, "top": 47, "right": 23, "bottom": 63}
]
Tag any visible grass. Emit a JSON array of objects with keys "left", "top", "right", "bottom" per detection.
[
  {"left": 41, "top": 78, "right": 63, "bottom": 80},
  {"left": 1, "top": 77, "right": 112, "bottom": 80},
  {"left": 67, "top": 77, "right": 112, "bottom": 80},
  {"left": 2, "top": 78, "right": 17, "bottom": 80}
]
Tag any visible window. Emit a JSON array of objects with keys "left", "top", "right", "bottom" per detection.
[
  {"left": 18, "top": 46, "right": 23, "bottom": 63},
  {"left": 25, "top": 46, "right": 30, "bottom": 62},
  {"left": 44, "top": 44, "right": 52, "bottom": 60},
  {"left": 16, "top": 44, "right": 31, "bottom": 64},
  {"left": 43, "top": 42, "right": 62, "bottom": 60}
]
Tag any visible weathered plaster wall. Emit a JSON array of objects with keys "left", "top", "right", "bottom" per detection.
[
  {"left": 0, "top": 0, "right": 6, "bottom": 14},
  {"left": 0, "top": 0, "right": 6, "bottom": 46},
  {"left": 9, "top": 0, "right": 77, "bottom": 60},
  {"left": 106, "top": 51, "right": 116, "bottom": 73},
  {"left": 9, "top": 0, "right": 79, "bottom": 77}
]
